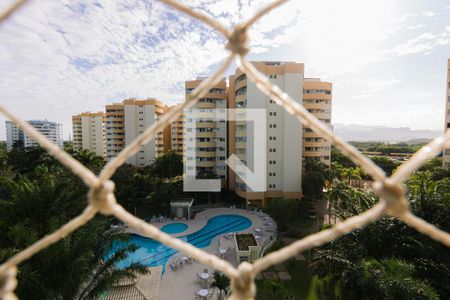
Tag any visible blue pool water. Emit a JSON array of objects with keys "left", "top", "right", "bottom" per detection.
[
  {"left": 111, "top": 214, "right": 251, "bottom": 271},
  {"left": 161, "top": 223, "right": 188, "bottom": 234}
]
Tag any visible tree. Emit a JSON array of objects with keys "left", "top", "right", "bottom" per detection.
[
  {"left": 211, "top": 271, "right": 230, "bottom": 300},
  {"left": 0, "top": 141, "right": 7, "bottom": 171},
  {"left": 302, "top": 158, "right": 328, "bottom": 200},
  {"left": 324, "top": 180, "right": 350, "bottom": 224},
  {"left": 0, "top": 165, "right": 148, "bottom": 299},
  {"left": 331, "top": 147, "right": 355, "bottom": 168},
  {"left": 266, "top": 198, "right": 299, "bottom": 230},
  {"left": 263, "top": 279, "right": 285, "bottom": 299},
  {"left": 370, "top": 156, "right": 400, "bottom": 176},
  {"left": 311, "top": 165, "right": 450, "bottom": 299},
  {"left": 147, "top": 150, "right": 183, "bottom": 179},
  {"left": 72, "top": 149, "right": 105, "bottom": 173}
]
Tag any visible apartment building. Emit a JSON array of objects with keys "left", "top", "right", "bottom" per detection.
[
  {"left": 228, "top": 61, "right": 304, "bottom": 207},
  {"left": 170, "top": 105, "right": 184, "bottom": 156},
  {"left": 6, "top": 119, "right": 63, "bottom": 150},
  {"left": 104, "top": 99, "right": 168, "bottom": 167},
  {"left": 5, "top": 120, "right": 23, "bottom": 151},
  {"left": 185, "top": 78, "right": 228, "bottom": 185},
  {"left": 444, "top": 58, "right": 450, "bottom": 168},
  {"left": 105, "top": 103, "right": 125, "bottom": 161},
  {"left": 303, "top": 78, "right": 332, "bottom": 165},
  {"left": 72, "top": 112, "right": 105, "bottom": 158}
]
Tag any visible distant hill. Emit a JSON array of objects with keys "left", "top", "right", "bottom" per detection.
[{"left": 333, "top": 123, "right": 441, "bottom": 142}]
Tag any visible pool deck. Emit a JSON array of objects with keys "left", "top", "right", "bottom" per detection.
[{"left": 125, "top": 208, "right": 276, "bottom": 300}]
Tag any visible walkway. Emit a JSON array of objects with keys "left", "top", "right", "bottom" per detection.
[{"left": 126, "top": 207, "right": 276, "bottom": 300}]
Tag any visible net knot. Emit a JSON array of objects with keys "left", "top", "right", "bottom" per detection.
[
  {"left": 88, "top": 180, "right": 116, "bottom": 215},
  {"left": 226, "top": 24, "right": 249, "bottom": 56},
  {"left": 0, "top": 267, "right": 18, "bottom": 300},
  {"left": 230, "top": 262, "right": 255, "bottom": 300},
  {"left": 373, "top": 179, "right": 408, "bottom": 217}
]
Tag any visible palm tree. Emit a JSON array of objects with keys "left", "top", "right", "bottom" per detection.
[
  {"left": 325, "top": 180, "right": 350, "bottom": 224},
  {"left": 263, "top": 279, "right": 285, "bottom": 299},
  {"left": 360, "top": 258, "right": 439, "bottom": 299},
  {"left": 302, "top": 158, "right": 328, "bottom": 201},
  {"left": 73, "top": 149, "right": 105, "bottom": 173},
  {"left": 0, "top": 167, "right": 148, "bottom": 299},
  {"left": 147, "top": 150, "right": 183, "bottom": 179},
  {"left": 211, "top": 271, "right": 230, "bottom": 300},
  {"left": 311, "top": 167, "right": 450, "bottom": 299}
]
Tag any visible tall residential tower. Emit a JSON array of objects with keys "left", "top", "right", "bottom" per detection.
[
  {"left": 103, "top": 99, "right": 169, "bottom": 167},
  {"left": 185, "top": 78, "right": 228, "bottom": 185},
  {"left": 228, "top": 61, "right": 304, "bottom": 207},
  {"left": 72, "top": 112, "right": 105, "bottom": 158},
  {"left": 6, "top": 120, "right": 63, "bottom": 150},
  {"left": 303, "top": 78, "right": 332, "bottom": 165}
]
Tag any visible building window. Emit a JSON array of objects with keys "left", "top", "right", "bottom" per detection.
[
  {"left": 269, "top": 136, "right": 277, "bottom": 141},
  {"left": 269, "top": 172, "right": 276, "bottom": 176},
  {"left": 269, "top": 112, "right": 277, "bottom": 116},
  {"left": 269, "top": 148, "right": 276, "bottom": 152},
  {"left": 269, "top": 124, "right": 277, "bottom": 128}
]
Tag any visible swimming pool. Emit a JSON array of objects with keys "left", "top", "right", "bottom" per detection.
[
  {"left": 111, "top": 214, "right": 251, "bottom": 271},
  {"left": 161, "top": 223, "right": 188, "bottom": 234}
]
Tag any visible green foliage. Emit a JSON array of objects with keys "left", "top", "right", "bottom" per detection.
[
  {"left": 112, "top": 163, "right": 182, "bottom": 216},
  {"left": 349, "top": 141, "right": 423, "bottom": 154},
  {"left": 147, "top": 150, "right": 183, "bottom": 179},
  {"left": 0, "top": 141, "right": 7, "bottom": 170},
  {"left": 370, "top": 156, "right": 400, "bottom": 176},
  {"left": 311, "top": 165, "right": 450, "bottom": 299},
  {"left": 331, "top": 147, "right": 355, "bottom": 168},
  {"left": 263, "top": 279, "right": 286, "bottom": 299},
  {"left": 266, "top": 198, "right": 299, "bottom": 230},
  {"left": 0, "top": 146, "right": 148, "bottom": 299},
  {"left": 0, "top": 165, "right": 147, "bottom": 299},
  {"left": 302, "top": 158, "right": 328, "bottom": 199},
  {"left": 211, "top": 271, "right": 230, "bottom": 299}
]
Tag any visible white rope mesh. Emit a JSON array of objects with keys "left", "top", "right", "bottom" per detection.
[{"left": 1, "top": 1, "right": 450, "bottom": 299}]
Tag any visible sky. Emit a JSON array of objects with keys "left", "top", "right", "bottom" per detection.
[{"left": 0, "top": 0, "right": 449, "bottom": 140}]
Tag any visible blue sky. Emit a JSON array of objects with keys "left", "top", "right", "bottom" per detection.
[{"left": 0, "top": 0, "right": 449, "bottom": 140}]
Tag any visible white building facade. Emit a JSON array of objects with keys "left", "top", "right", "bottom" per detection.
[
  {"left": 185, "top": 78, "right": 228, "bottom": 186},
  {"left": 123, "top": 99, "right": 166, "bottom": 167},
  {"left": 72, "top": 112, "right": 105, "bottom": 158},
  {"left": 228, "top": 61, "right": 304, "bottom": 207},
  {"left": 6, "top": 120, "right": 63, "bottom": 150}
]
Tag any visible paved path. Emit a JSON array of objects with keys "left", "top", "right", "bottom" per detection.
[{"left": 125, "top": 208, "right": 276, "bottom": 300}]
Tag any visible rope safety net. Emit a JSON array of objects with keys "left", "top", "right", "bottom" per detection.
[{"left": 1, "top": 1, "right": 450, "bottom": 299}]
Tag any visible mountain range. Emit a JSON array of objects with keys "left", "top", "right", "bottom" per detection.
[{"left": 333, "top": 123, "right": 442, "bottom": 143}]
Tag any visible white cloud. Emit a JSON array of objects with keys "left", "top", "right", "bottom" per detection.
[
  {"left": 0, "top": 0, "right": 449, "bottom": 140},
  {"left": 386, "top": 27, "right": 450, "bottom": 57},
  {"left": 350, "top": 78, "right": 402, "bottom": 100},
  {"left": 406, "top": 24, "right": 426, "bottom": 30},
  {"left": 0, "top": 0, "right": 300, "bottom": 139}
]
